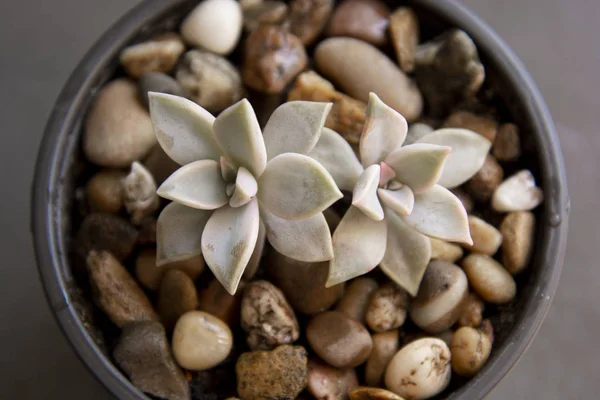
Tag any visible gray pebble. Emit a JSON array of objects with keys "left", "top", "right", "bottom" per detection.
[
  {"left": 76, "top": 213, "right": 138, "bottom": 262},
  {"left": 138, "top": 72, "right": 185, "bottom": 109}
]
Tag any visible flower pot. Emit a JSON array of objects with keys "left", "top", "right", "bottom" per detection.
[{"left": 31, "top": 0, "right": 569, "bottom": 399}]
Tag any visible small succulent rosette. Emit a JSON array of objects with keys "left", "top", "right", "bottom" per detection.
[
  {"left": 149, "top": 93, "right": 342, "bottom": 294},
  {"left": 312, "top": 93, "right": 492, "bottom": 295}
]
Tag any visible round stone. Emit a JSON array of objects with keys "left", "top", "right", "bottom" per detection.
[
  {"left": 457, "top": 293, "right": 485, "bottom": 328},
  {"left": 157, "top": 269, "right": 199, "bottom": 331},
  {"left": 306, "top": 310, "right": 373, "bottom": 368},
  {"left": 172, "top": 311, "right": 233, "bottom": 370},
  {"left": 138, "top": 72, "right": 185, "bottom": 109},
  {"left": 86, "top": 169, "right": 126, "bottom": 213},
  {"left": 365, "top": 283, "right": 408, "bottom": 333},
  {"left": 349, "top": 386, "right": 406, "bottom": 400},
  {"left": 389, "top": 7, "right": 419, "bottom": 72},
  {"left": 76, "top": 213, "right": 138, "bottom": 262},
  {"left": 464, "top": 215, "right": 503, "bottom": 256},
  {"left": 325, "top": 0, "right": 390, "bottom": 46},
  {"left": 365, "top": 330, "right": 399, "bottom": 387},
  {"left": 288, "top": 0, "right": 334, "bottom": 46},
  {"left": 180, "top": 0, "right": 243, "bottom": 55},
  {"left": 493, "top": 123, "right": 521, "bottom": 162},
  {"left": 500, "top": 211, "right": 535, "bottom": 274},
  {"left": 335, "top": 277, "right": 379, "bottom": 324},
  {"left": 308, "top": 359, "right": 358, "bottom": 399},
  {"left": 450, "top": 326, "right": 492, "bottom": 377},
  {"left": 491, "top": 170, "right": 544, "bottom": 212},
  {"left": 442, "top": 110, "right": 498, "bottom": 142},
  {"left": 466, "top": 155, "right": 504, "bottom": 202},
  {"left": 429, "top": 237, "right": 463, "bottom": 263},
  {"left": 83, "top": 79, "right": 156, "bottom": 167},
  {"left": 462, "top": 253, "right": 516, "bottom": 304},
  {"left": 119, "top": 33, "right": 185, "bottom": 78}
]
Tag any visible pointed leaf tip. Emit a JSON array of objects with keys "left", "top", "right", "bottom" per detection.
[
  {"left": 352, "top": 165, "right": 384, "bottom": 221},
  {"left": 263, "top": 101, "right": 333, "bottom": 159},
  {"left": 258, "top": 153, "right": 343, "bottom": 220}
]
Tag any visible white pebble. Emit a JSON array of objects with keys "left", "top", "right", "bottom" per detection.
[{"left": 492, "top": 170, "right": 543, "bottom": 212}]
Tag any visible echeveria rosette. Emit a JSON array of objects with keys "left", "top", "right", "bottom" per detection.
[
  {"left": 313, "top": 93, "right": 491, "bottom": 296},
  {"left": 149, "top": 93, "right": 342, "bottom": 295}
]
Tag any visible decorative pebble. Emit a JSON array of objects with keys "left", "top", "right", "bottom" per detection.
[
  {"left": 267, "top": 250, "right": 344, "bottom": 315},
  {"left": 500, "top": 211, "right": 535, "bottom": 274},
  {"left": 429, "top": 237, "right": 463, "bottom": 263},
  {"left": 349, "top": 386, "right": 406, "bottom": 400},
  {"left": 243, "top": 25, "right": 308, "bottom": 94},
  {"left": 288, "top": 71, "right": 367, "bottom": 144},
  {"left": 414, "top": 30, "right": 485, "bottom": 116},
  {"left": 466, "top": 155, "right": 504, "bottom": 202},
  {"left": 122, "top": 161, "right": 159, "bottom": 225},
  {"left": 84, "top": 79, "right": 156, "bottom": 167},
  {"left": 442, "top": 111, "right": 498, "bottom": 142},
  {"left": 450, "top": 326, "right": 492, "bottom": 377},
  {"left": 389, "top": 7, "right": 418, "bottom": 72},
  {"left": 76, "top": 213, "right": 138, "bottom": 261},
  {"left": 464, "top": 215, "right": 503, "bottom": 256},
  {"left": 86, "top": 250, "right": 159, "bottom": 328},
  {"left": 180, "top": 0, "right": 243, "bottom": 55},
  {"left": 404, "top": 122, "right": 433, "bottom": 145},
  {"left": 236, "top": 345, "right": 308, "bottom": 400},
  {"left": 365, "top": 330, "right": 399, "bottom": 387},
  {"left": 385, "top": 338, "right": 451, "bottom": 399},
  {"left": 143, "top": 144, "right": 179, "bottom": 185},
  {"left": 289, "top": 0, "right": 334, "bottom": 46},
  {"left": 119, "top": 33, "right": 185, "bottom": 78},
  {"left": 325, "top": 0, "right": 391, "bottom": 46},
  {"left": 493, "top": 123, "right": 521, "bottom": 162},
  {"left": 307, "top": 311, "right": 373, "bottom": 368},
  {"left": 241, "top": 280, "right": 300, "bottom": 350},
  {"left": 458, "top": 293, "right": 485, "bottom": 328},
  {"left": 451, "top": 188, "right": 474, "bottom": 213},
  {"left": 198, "top": 278, "right": 245, "bottom": 326},
  {"left": 315, "top": 37, "right": 422, "bottom": 121},
  {"left": 86, "top": 169, "right": 126, "bottom": 213},
  {"left": 410, "top": 260, "right": 468, "bottom": 333},
  {"left": 135, "top": 248, "right": 205, "bottom": 291},
  {"left": 137, "top": 218, "right": 157, "bottom": 246},
  {"left": 492, "top": 170, "right": 544, "bottom": 212},
  {"left": 462, "top": 253, "right": 516, "bottom": 304},
  {"left": 113, "top": 321, "right": 190, "bottom": 400},
  {"left": 365, "top": 283, "right": 408, "bottom": 333},
  {"left": 138, "top": 72, "right": 185, "bottom": 109},
  {"left": 336, "top": 277, "right": 379, "bottom": 323},
  {"left": 157, "top": 269, "right": 199, "bottom": 331},
  {"left": 176, "top": 50, "right": 244, "bottom": 113},
  {"left": 307, "top": 358, "right": 359, "bottom": 400},
  {"left": 243, "top": 1, "right": 288, "bottom": 32},
  {"left": 172, "top": 311, "right": 233, "bottom": 370}
]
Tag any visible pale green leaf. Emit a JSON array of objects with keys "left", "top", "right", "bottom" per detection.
[
  {"left": 380, "top": 209, "right": 432, "bottom": 296},
  {"left": 327, "top": 205, "right": 387, "bottom": 287},
  {"left": 352, "top": 164, "right": 384, "bottom": 221},
  {"left": 258, "top": 153, "right": 343, "bottom": 220},
  {"left": 157, "top": 160, "right": 228, "bottom": 209},
  {"left": 263, "top": 101, "right": 332, "bottom": 159},
  {"left": 359, "top": 92, "right": 408, "bottom": 167},
  {"left": 308, "top": 127, "right": 364, "bottom": 191},
  {"left": 417, "top": 128, "right": 491, "bottom": 188},
  {"left": 378, "top": 186, "right": 414, "bottom": 216},
  {"left": 230, "top": 166, "right": 258, "bottom": 208},
  {"left": 148, "top": 92, "right": 221, "bottom": 165},
  {"left": 384, "top": 143, "right": 451, "bottom": 193},
  {"left": 401, "top": 184, "right": 472, "bottom": 244},
  {"left": 212, "top": 99, "right": 267, "bottom": 177},
  {"left": 156, "top": 202, "right": 212, "bottom": 266},
  {"left": 261, "top": 209, "right": 334, "bottom": 262},
  {"left": 201, "top": 198, "right": 260, "bottom": 294}
]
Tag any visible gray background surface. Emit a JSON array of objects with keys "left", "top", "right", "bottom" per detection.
[{"left": 0, "top": 0, "right": 596, "bottom": 398}]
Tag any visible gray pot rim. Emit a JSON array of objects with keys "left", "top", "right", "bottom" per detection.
[{"left": 31, "top": 0, "right": 569, "bottom": 399}]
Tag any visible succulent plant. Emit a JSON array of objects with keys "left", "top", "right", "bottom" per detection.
[
  {"left": 149, "top": 93, "right": 342, "bottom": 294},
  {"left": 311, "top": 93, "right": 491, "bottom": 295}
]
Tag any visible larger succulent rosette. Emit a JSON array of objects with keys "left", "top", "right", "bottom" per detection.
[
  {"left": 311, "top": 93, "right": 491, "bottom": 295},
  {"left": 149, "top": 93, "right": 342, "bottom": 294}
]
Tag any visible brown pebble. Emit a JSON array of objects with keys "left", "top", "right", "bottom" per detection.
[
  {"left": 365, "top": 330, "right": 399, "bottom": 387},
  {"left": 135, "top": 248, "right": 165, "bottom": 291},
  {"left": 336, "top": 277, "right": 379, "bottom": 323},
  {"left": 307, "top": 311, "right": 373, "bottom": 368},
  {"left": 86, "top": 169, "right": 126, "bottom": 213},
  {"left": 87, "top": 250, "right": 159, "bottom": 328},
  {"left": 326, "top": 0, "right": 390, "bottom": 46},
  {"left": 119, "top": 33, "right": 185, "bottom": 78},
  {"left": 429, "top": 237, "right": 463, "bottom": 263},
  {"left": 137, "top": 219, "right": 157, "bottom": 246},
  {"left": 236, "top": 345, "right": 308, "bottom": 400},
  {"left": 462, "top": 253, "right": 516, "bottom": 304},
  {"left": 76, "top": 213, "right": 138, "bottom": 262},
  {"left": 389, "top": 7, "right": 418, "bottom": 72},
  {"left": 241, "top": 280, "right": 300, "bottom": 350},
  {"left": 143, "top": 144, "right": 179, "bottom": 186},
  {"left": 288, "top": 71, "right": 367, "bottom": 144},
  {"left": 243, "top": 25, "right": 308, "bottom": 94},
  {"left": 450, "top": 326, "right": 492, "bottom": 378},
  {"left": 451, "top": 188, "right": 474, "bottom": 213},
  {"left": 464, "top": 215, "right": 503, "bottom": 256},
  {"left": 500, "top": 211, "right": 535, "bottom": 274},
  {"left": 365, "top": 283, "right": 408, "bottom": 333},
  {"left": 493, "top": 123, "right": 521, "bottom": 162},
  {"left": 198, "top": 278, "right": 245, "bottom": 326},
  {"left": 267, "top": 250, "right": 344, "bottom": 315},
  {"left": 442, "top": 110, "right": 498, "bottom": 142},
  {"left": 157, "top": 269, "right": 199, "bottom": 331},
  {"left": 458, "top": 293, "right": 485, "bottom": 328},
  {"left": 307, "top": 358, "right": 358, "bottom": 400},
  {"left": 289, "top": 0, "right": 334, "bottom": 46},
  {"left": 243, "top": 1, "right": 288, "bottom": 32},
  {"left": 466, "top": 155, "right": 504, "bottom": 202},
  {"left": 349, "top": 386, "right": 406, "bottom": 400}
]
